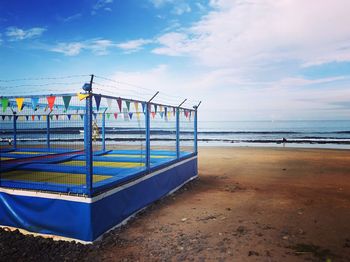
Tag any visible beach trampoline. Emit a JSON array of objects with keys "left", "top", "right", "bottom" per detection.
[{"left": 0, "top": 77, "right": 199, "bottom": 242}]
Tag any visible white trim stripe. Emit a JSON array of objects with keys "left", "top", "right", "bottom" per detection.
[{"left": 0, "top": 156, "right": 198, "bottom": 204}]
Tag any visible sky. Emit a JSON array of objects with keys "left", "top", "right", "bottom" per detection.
[{"left": 1, "top": 0, "right": 350, "bottom": 121}]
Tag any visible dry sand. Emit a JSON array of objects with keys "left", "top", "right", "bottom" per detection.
[{"left": 1, "top": 146, "right": 350, "bottom": 261}]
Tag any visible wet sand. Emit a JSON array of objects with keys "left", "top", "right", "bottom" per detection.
[{"left": 1, "top": 147, "right": 350, "bottom": 261}]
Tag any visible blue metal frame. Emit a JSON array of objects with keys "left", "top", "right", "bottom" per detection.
[
  {"left": 145, "top": 103, "right": 151, "bottom": 171},
  {"left": 0, "top": 85, "right": 199, "bottom": 196},
  {"left": 84, "top": 93, "right": 93, "bottom": 196},
  {"left": 194, "top": 108, "right": 198, "bottom": 154},
  {"left": 46, "top": 113, "right": 51, "bottom": 149},
  {"left": 102, "top": 109, "right": 107, "bottom": 152},
  {"left": 176, "top": 107, "right": 180, "bottom": 159},
  {"left": 13, "top": 112, "right": 17, "bottom": 150}
]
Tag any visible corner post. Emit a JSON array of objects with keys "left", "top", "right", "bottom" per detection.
[
  {"left": 13, "top": 112, "right": 17, "bottom": 150},
  {"left": 145, "top": 103, "right": 151, "bottom": 171},
  {"left": 102, "top": 108, "right": 107, "bottom": 152},
  {"left": 194, "top": 107, "right": 198, "bottom": 154},
  {"left": 176, "top": 107, "right": 180, "bottom": 159},
  {"left": 84, "top": 74, "right": 94, "bottom": 196}
]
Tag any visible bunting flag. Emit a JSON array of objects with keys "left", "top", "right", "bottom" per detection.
[
  {"left": 50, "top": 114, "right": 54, "bottom": 120},
  {"left": 1, "top": 115, "right": 5, "bottom": 120},
  {"left": 47, "top": 96, "right": 56, "bottom": 111},
  {"left": 114, "top": 113, "right": 118, "bottom": 119},
  {"left": 160, "top": 112, "right": 164, "bottom": 119},
  {"left": 8, "top": 115, "right": 12, "bottom": 121},
  {"left": 159, "top": 105, "right": 163, "bottom": 112},
  {"left": 173, "top": 107, "right": 176, "bottom": 116},
  {"left": 107, "top": 113, "right": 111, "bottom": 119},
  {"left": 80, "top": 114, "right": 84, "bottom": 120},
  {"left": 117, "top": 98, "right": 122, "bottom": 112},
  {"left": 15, "top": 98, "right": 25, "bottom": 112},
  {"left": 164, "top": 107, "right": 167, "bottom": 116},
  {"left": 167, "top": 111, "right": 172, "bottom": 119},
  {"left": 25, "top": 115, "right": 29, "bottom": 121},
  {"left": 136, "top": 112, "right": 141, "bottom": 121},
  {"left": 67, "top": 114, "right": 72, "bottom": 120},
  {"left": 125, "top": 100, "right": 131, "bottom": 112},
  {"left": 93, "top": 113, "right": 97, "bottom": 119},
  {"left": 42, "top": 115, "right": 46, "bottom": 121},
  {"left": 1, "top": 98, "right": 9, "bottom": 112},
  {"left": 184, "top": 110, "right": 189, "bottom": 118},
  {"left": 142, "top": 102, "right": 146, "bottom": 113},
  {"left": 37, "top": 115, "right": 41, "bottom": 120},
  {"left": 77, "top": 92, "right": 90, "bottom": 101},
  {"left": 154, "top": 104, "right": 157, "bottom": 113},
  {"left": 31, "top": 97, "right": 39, "bottom": 111},
  {"left": 134, "top": 102, "right": 139, "bottom": 112},
  {"left": 151, "top": 112, "right": 156, "bottom": 119},
  {"left": 62, "top": 96, "right": 72, "bottom": 110},
  {"left": 56, "top": 114, "right": 60, "bottom": 120},
  {"left": 94, "top": 94, "right": 101, "bottom": 111},
  {"left": 107, "top": 98, "right": 112, "bottom": 109},
  {"left": 128, "top": 112, "right": 133, "bottom": 119}
]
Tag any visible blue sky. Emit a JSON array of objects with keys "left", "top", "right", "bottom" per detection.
[{"left": 1, "top": 0, "right": 350, "bottom": 120}]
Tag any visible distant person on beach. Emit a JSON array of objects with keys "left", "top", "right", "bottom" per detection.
[{"left": 282, "top": 137, "right": 287, "bottom": 147}]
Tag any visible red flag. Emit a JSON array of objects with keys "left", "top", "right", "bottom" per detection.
[
  {"left": 114, "top": 113, "right": 118, "bottom": 119},
  {"left": 151, "top": 112, "right": 156, "bottom": 119},
  {"left": 47, "top": 96, "right": 56, "bottom": 111}
]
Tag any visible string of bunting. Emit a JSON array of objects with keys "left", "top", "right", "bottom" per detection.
[{"left": 0, "top": 94, "right": 193, "bottom": 121}]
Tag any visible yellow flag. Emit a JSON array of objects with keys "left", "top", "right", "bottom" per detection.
[
  {"left": 42, "top": 115, "right": 46, "bottom": 121},
  {"left": 77, "top": 93, "right": 90, "bottom": 101},
  {"left": 134, "top": 102, "right": 139, "bottom": 112},
  {"left": 16, "top": 98, "right": 24, "bottom": 112},
  {"left": 136, "top": 112, "right": 141, "bottom": 120}
]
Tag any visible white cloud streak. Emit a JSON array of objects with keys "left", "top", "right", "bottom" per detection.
[
  {"left": 6, "top": 26, "right": 46, "bottom": 41},
  {"left": 116, "top": 39, "right": 153, "bottom": 53},
  {"left": 50, "top": 39, "right": 115, "bottom": 56}
]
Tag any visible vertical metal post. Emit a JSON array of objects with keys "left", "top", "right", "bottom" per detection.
[
  {"left": 102, "top": 109, "right": 106, "bottom": 152},
  {"left": 84, "top": 74, "right": 94, "bottom": 196},
  {"left": 145, "top": 103, "right": 151, "bottom": 171},
  {"left": 46, "top": 113, "right": 51, "bottom": 149},
  {"left": 176, "top": 107, "right": 180, "bottom": 159},
  {"left": 194, "top": 108, "right": 198, "bottom": 154},
  {"left": 13, "top": 112, "right": 17, "bottom": 150}
]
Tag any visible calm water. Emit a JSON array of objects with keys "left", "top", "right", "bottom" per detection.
[
  {"left": 1, "top": 119, "right": 350, "bottom": 149},
  {"left": 197, "top": 120, "right": 350, "bottom": 149}
]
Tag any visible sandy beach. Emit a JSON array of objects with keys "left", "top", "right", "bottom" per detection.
[{"left": 1, "top": 146, "right": 350, "bottom": 261}]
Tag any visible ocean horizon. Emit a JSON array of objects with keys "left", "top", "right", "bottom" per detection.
[{"left": 1, "top": 119, "right": 350, "bottom": 150}]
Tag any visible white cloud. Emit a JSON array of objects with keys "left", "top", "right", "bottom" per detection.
[
  {"left": 172, "top": 3, "right": 191, "bottom": 15},
  {"left": 102, "top": 63, "right": 350, "bottom": 121},
  {"left": 51, "top": 42, "right": 85, "bottom": 56},
  {"left": 149, "top": 0, "right": 173, "bottom": 8},
  {"left": 153, "top": 0, "right": 350, "bottom": 68},
  {"left": 116, "top": 39, "right": 153, "bottom": 53},
  {"left": 6, "top": 26, "right": 46, "bottom": 41},
  {"left": 150, "top": 0, "right": 191, "bottom": 15},
  {"left": 50, "top": 39, "right": 115, "bottom": 56},
  {"left": 92, "top": 0, "right": 114, "bottom": 15}
]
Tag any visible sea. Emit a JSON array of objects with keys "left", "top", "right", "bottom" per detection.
[
  {"left": 197, "top": 120, "right": 350, "bottom": 149},
  {"left": 1, "top": 119, "right": 350, "bottom": 149}
]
